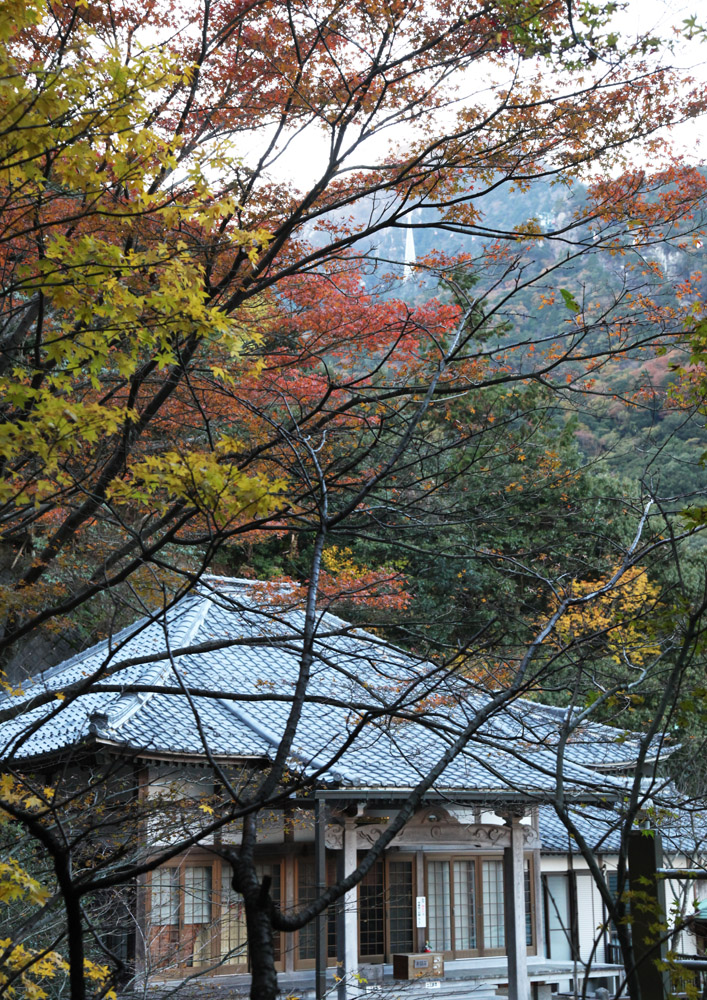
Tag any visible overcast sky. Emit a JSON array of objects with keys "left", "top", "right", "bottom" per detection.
[{"left": 258, "top": 0, "right": 707, "bottom": 189}]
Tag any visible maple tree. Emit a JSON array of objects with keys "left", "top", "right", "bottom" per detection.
[
  {"left": 1, "top": 0, "right": 707, "bottom": 665},
  {"left": 2, "top": 0, "right": 707, "bottom": 998},
  {"left": 0, "top": 775, "right": 118, "bottom": 1000}
]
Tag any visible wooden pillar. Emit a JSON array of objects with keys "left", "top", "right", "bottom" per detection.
[
  {"left": 315, "top": 798, "right": 327, "bottom": 1000},
  {"left": 415, "top": 851, "right": 426, "bottom": 952},
  {"left": 503, "top": 813, "right": 530, "bottom": 1000},
  {"left": 530, "top": 810, "right": 544, "bottom": 958},
  {"left": 628, "top": 829, "right": 670, "bottom": 1000},
  {"left": 283, "top": 854, "right": 296, "bottom": 973},
  {"left": 336, "top": 816, "right": 359, "bottom": 1000}
]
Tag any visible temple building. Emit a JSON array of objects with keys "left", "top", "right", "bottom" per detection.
[{"left": 2, "top": 578, "right": 704, "bottom": 999}]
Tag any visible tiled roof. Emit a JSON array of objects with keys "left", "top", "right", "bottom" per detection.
[
  {"left": 538, "top": 804, "right": 624, "bottom": 853},
  {"left": 495, "top": 699, "right": 655, "bottom": 770},
  {"left": 538, "top": 802, "right": 707, "bottom": 858},
  {"left": 0, "top": 578, "right": 645, "bottom": 802}
]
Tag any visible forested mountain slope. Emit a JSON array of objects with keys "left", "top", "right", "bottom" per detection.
[{"left": 343, "top": 175, "right": 707, "bottom": 498}]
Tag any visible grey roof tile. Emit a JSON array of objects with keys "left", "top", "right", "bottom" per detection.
[
  {"left": 538, "top": 802, "right": 707, "bottom": 857},
  {"left": 0, "top": 579, "right": 641, "bottom": 802}
]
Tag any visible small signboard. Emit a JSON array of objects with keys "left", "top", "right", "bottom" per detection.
[{"left": 416, "top": 896, "right": 426, "bottom": 928}]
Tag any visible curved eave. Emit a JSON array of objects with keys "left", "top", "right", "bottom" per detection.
[
  {"left": 94, "top": 739, "right": 272, "bottom": 766},
  {"left": 314, "top": 786, "right": 621, "bottom": 805},
  {"left": 1, "top": 735, "right": 273, "bottom": 771}
]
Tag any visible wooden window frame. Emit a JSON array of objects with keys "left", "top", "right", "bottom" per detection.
[
  {"left": 293, "top": 854, "right": 338, "bottom": 970},
  {"left": 424, "top": 854, "right": 537, "bottom": 961},
  {"left": 146, "top": 852, "right": 285, "bottom": 977},
  {"left": 356, "top": 853, "right": 417, "bottom": 964}
]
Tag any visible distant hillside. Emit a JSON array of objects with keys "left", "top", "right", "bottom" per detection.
[{"left": 338, "top": 177, "right": 707, "bottom": 501}]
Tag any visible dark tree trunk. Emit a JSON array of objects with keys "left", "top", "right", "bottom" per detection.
[
  {"left": 59, "top": 876, "right": 86, "bottom": 1000},
  {"left": 244, "top": 884, "right": 279, "bottom": 1000},
  {"left": 617, "top": 919, "right": 641, "bottom": 1000},
  {"left": 228, "top": 818, "right": 280, "bottom": 1000}
]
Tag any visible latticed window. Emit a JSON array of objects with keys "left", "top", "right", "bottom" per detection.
[
  {"left": 148, "top": 864, "right": 213, "bottom": 970},
  {"left": 427, "top": 855, "right": 538, "bottom": 958},
  {"left": 355, "top": 855, "right": 415, "bottom": 960},
  {"left": 482, "top": 860, "right": 505, "bottom": 949},
  {"left": 453, "top": 860, "right": 477, "bottom": 950},
  {"left": 427, "top": 861, "right": 452, "bottom": 952},
  {"left": 218, "top": 862, "right": 281, "bottom": 966},
  {"left": 218, "top": 866, "right": 247, "bottom": 964},
  {"left": 359, "top": 859, "right": 386, "bottom": 957},
  {"left": 151, "top": 868, "right": 179, "bottom": 925},
  {"left": 524, "top": 861, "right": 533, "bottom": 947},
  {"left": 606, "top": 870, "right": 627, "bottom": 956},
  {"left": 297, "top": 859, "right": 337, "bottom": 961},
  {"left": 184, "top": 867, "right": 212, "bottom": 925},
  {"left": 148, "top": 859, "right": 282, "bottom": 973},
  {"left": 388, "top": 860, "right": 414, "bottom": 955}
]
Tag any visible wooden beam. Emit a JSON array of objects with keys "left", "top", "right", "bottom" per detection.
[
  {"left": 315, "top": 798, "right": 327, "bottom": 1000},
  {"left": 503, "top": 813, "right": 530, "bottom": 1000},
  {"left": 336, "top": 814, "right": 359, "bottom": 1000}
]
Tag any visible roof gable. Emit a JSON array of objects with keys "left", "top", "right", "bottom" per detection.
[{"left": 0, "top": 577, "right": 644, "bottom": 802}]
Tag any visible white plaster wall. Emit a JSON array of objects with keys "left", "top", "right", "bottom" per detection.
[
  {"left": 540, "top": 855, "right": 572, "bottom": 873},
  {"left": 222, "top": 811, "right": 284, "bottom": 845},
  {"left": 576, "top": 871, "right": 605, "bottom": 964},
  {"left": 146, "top": 763, "right": 215, "bottom": 846},
  {"left": 479, "top": 811, "right": 504, "bottom": 826},
  {"left": 292, "top": 812, "right": 314, "bottom": 842},
  {"left": 258, "top": 812, "right": 285, "bottom": 844},
  {"left": 540, "top": 854, "right": 594, "bottom": 873},
  {"left": 478, "top": 810, "right": 530, "bottom": 827}
]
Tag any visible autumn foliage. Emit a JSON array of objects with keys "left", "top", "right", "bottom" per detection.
[
  {"left": 0, "top": 0, "right": 705, "bottom": 656},
  {"left": 2, "top": 5, "right": 707, "bottom": 1000}
]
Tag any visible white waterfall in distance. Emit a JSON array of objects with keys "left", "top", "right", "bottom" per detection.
[{"left": 403, "top": 214, "right": 416, "bottom": 282}]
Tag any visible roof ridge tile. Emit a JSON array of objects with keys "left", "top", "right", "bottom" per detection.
[{"left": 100, "top": 594, "right": 213, "bottom": 734}]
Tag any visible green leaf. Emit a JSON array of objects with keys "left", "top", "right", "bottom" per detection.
[{"left": 559, "top": 288, "right": 581, "bottom": 313}]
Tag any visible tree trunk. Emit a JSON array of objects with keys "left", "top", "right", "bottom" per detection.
[
  {"left": 244, "top": 880, "right": 278, "bottom": 1000},
  {"left": 229, "top": 834, "right": 279, "bottom": 1000},
  {"left": 617, "top": 921, "right": 640, "bottom": 1000}
]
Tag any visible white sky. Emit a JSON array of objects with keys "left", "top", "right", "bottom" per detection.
[
  {"left": 263, "top": 0, "right": 707, "bottom": 190},
  {"left": 615, "top": 0, "right": 707, "bottom": 159}
]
